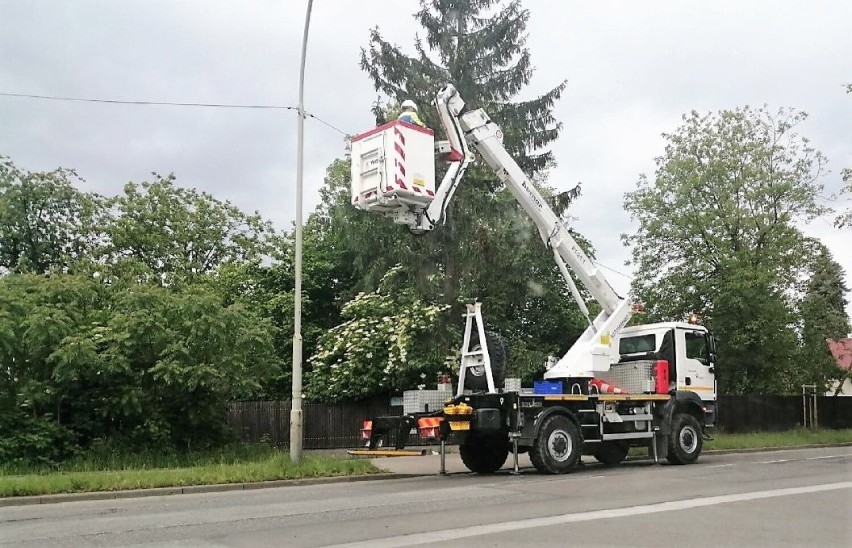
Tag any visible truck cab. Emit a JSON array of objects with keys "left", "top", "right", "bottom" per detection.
[{"left": 616, "top": 323, "right": 717, "bottom": 430}]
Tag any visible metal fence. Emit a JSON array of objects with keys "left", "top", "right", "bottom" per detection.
[
  {"left": 716, "top": 395, "right": 852, "bottom": 433},
  {"left": 227, "top": 395, "right": 852, "bottom": 448}
]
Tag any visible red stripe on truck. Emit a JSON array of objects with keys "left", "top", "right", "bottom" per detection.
[{"left": 351, "top": 121, "right": 434, "bottom": 143}]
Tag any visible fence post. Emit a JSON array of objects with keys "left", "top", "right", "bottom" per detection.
[{"left": 801, "top": 384, "right": 818, "bottom": 429}]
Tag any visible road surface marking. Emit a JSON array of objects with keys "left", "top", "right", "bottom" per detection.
[
  {"left": 805, "top": 455, "right": 845, "bottom": 460},
  {"left": 706, "top": 463, "right": 735, "bottom": 468},
  {"left": 760, "top": 459, "right": 791, "bottom": 464},
  {"left": 323, "top": 482, "right": 852, "bottom": 548}
]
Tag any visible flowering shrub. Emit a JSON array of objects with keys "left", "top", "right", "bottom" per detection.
[{"left": 305, "top": 266, "right": 449, "bottom": 401}]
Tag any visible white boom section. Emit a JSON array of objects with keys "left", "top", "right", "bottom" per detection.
[
  {"left": 380, "top": 85, "right": 635, "bottom": 378},
  {"left": 410, "top": 87, "right": 475, "bottom": 233},
  {"left": 461, "top": 88, "right": 634, "bottom": 378}
]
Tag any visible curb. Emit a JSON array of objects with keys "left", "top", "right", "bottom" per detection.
[
  {"left": 0, "top": 473, "right": 422, "bottom": 508},
  {"left": 2, "top": 442, "right": 850, "bottom": 507}
]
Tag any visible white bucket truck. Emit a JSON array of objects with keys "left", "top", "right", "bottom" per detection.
[{"left": 350, "top": 87, "right": 717, "bottom": 474}]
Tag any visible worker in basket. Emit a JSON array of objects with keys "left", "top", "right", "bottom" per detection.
[{"left": 397, "top": 99, "right": 425, "bottom": 127}]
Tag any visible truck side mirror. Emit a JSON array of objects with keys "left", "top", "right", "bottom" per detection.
[{"left": 707, "top": 335, "right": 718, "bottom": 355}]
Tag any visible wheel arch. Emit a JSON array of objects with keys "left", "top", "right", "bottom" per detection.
[
  {"left": 660, "top": 391, "right": 705, "bottom": 419},
  {"left": 673, "top": 390, "right": 706, "bottom": 422},
  {"left": 656, "top": 391, "right": 705, "bottom": 433}
]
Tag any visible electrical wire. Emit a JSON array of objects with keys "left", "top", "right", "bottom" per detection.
[
  {"left": 593, "top": 260, "right": 632, "bottom": 279},
  {"left": 306, "top": 112, "right": 348, "bottom": 136},
  {"left": 0, "top": 91, "right": 349, "bottom": 136},
  {"left": 2, "top": 91, "right": 664, "bottom": 279}
]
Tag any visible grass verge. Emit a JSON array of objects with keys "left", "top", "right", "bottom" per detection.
[
  {"left": 0, "top": 445, "right": 380, "bottom": 498},
  {"left": 704, "top": 428, "right": 852, "bottom": 451},
  {"left": 3, "top": 429, "right": 850, "bottom": 498}
]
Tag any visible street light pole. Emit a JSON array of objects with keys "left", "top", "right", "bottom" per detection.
[{"left": 291, "top": 0, "right": 314, "bottom": 463}]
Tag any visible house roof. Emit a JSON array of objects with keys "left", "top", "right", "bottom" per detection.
[{"left": 827, "top": 338, "right": 852, "bottom": 371}]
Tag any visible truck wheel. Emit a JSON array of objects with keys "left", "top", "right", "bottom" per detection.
[
  {"left": 530, "top": 415, "right": 581, "bottom": 474},
  {"left": 666, "top": 413, "right": 703, "bottom": 465},
  {"left": 593, "top": 441, "right": 629, "bottom": 466},
  {"left": 465, "top": 331, "right": 508, "bottom": 392},
  {"left": 459, "top": 433, "right": 509, "bottom": 474}
]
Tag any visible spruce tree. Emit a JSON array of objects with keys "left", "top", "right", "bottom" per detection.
[
  {"left": 799, "top": 243, "right": 851, "bottom": 392},
  {"left": 357, "top": 1, "right": 587, "bottom": 380},
  {"left": 361, "top": 0, "right": 565, "bottom": 175}
]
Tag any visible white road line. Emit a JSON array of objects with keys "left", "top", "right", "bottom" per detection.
[
  {"left": 322, "top": 482, "right": 852, "bottom": 548},
  {"left": 707, "top": 463, "right": 736, "bottom": 468},
  {"left": 760, "top": 459, "right": 791, "bottom": 464},
  {"left": 805, "top": 455, "right": 846, "bottom": 460}
]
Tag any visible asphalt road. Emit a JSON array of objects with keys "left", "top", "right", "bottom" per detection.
[{"left": 1, "top": 446, "right": 850, "bottom": 547}]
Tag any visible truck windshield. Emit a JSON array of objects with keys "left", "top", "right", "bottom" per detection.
[{"left": 619, "top": 334, "right": 656, "bottom": 354}]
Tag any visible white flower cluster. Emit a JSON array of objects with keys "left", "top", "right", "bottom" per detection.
[{"left": 307, "top": 266, "right": 450, "bottom": 400}]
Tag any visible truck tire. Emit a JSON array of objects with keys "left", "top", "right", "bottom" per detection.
[
  {"left": 530, "top": 414, "right": 581, "bottom": 474},
  {"left": 465, "top": 331, "right": 507, "bottom": 392},
  {"left": 459, "top": 433, "right": 509, "bottom": 474},
  {"left": 593, "top": 441, "right": 629, "bottom": 466},
  {"left": 666, "top": 413, "right": 703, "bottom": 465}
]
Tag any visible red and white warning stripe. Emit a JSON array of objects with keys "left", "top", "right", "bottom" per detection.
[
  {"left": 417, "top": 417, "right": 443, "bottom": 439},
  {"left": 360, "top": 420, "right": 373, "bottom": 440},
  {"left": 390, "top": 126, "right": 408, "bottom": 191}
]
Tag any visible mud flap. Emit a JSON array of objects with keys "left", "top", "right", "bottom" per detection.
[{"left": 653, "top": 432, "right": 669, "bottom": 462}]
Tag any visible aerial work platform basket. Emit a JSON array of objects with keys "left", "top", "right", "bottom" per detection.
[{"left": 350, "top": 121, "right": 436, "bottom": 213}]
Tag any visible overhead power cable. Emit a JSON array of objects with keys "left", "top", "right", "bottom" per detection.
[
  {"left": 593, "top": 260, "right": 632, "bottom": 280},
  {"left": 0, "top": 91, "right": 348, "bottom": 136}
]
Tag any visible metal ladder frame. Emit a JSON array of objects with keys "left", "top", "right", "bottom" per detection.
[{"left": 457, "top": 303, "right": 495, "bottom": 396}]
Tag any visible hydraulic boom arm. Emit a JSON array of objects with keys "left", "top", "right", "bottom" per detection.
[{"left": 389, "top": 85, "right": 635, "bottom": 378}]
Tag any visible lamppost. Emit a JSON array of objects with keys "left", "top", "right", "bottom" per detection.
[{"left": 291, "top": 0, "right": 313, "bottom": 463}]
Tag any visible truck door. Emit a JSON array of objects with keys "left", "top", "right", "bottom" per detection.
[{"left": 675, "top": 329, "right": 715, "bottom": 399}]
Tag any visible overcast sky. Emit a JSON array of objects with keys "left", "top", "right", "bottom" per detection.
[{"left": 1, "top": 0, "right": 850, "bottom": 311}]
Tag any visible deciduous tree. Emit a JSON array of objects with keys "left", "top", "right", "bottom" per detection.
[
  {"left": 100, "top": 174, "right": 274, "bottom": 285},
  {"left": 624, "top": 106, "right": 828, "bottom": 394},
  {"left": 0, "top": 272, "right": 277, "bottom": 464},
  {"left": 0, "top": 156, "right": 102, "bottom": 274},
  {"left": 835, "top": 84, "right": 851, "bottom": 228}
]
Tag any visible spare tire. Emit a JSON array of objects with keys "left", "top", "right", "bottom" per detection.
[
  {"left": 459, "top": 433, "right": 510, "bottom": 474},
  {"left": 593, "top": 441, "right": 629, "bottom": 466},
  {"left": 465, "top": 330, "right": 508, "bottom": 391}
]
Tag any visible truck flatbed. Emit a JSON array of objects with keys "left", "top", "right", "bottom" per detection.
[{"left": 537, "top": 393, "right": 672, "bottom": 402}]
